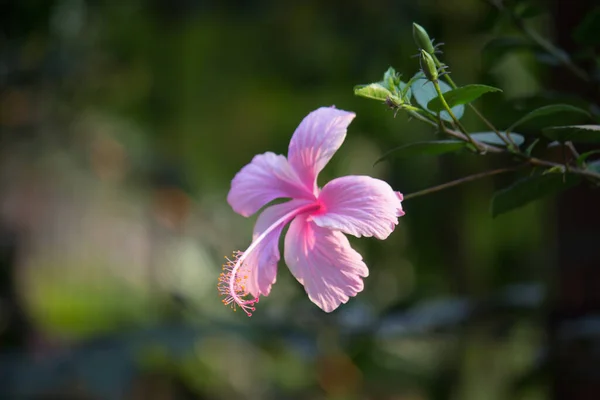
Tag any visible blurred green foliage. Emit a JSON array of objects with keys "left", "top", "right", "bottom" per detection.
[{"left": 2, "top": 0, "right": 598, "bottom": 399}]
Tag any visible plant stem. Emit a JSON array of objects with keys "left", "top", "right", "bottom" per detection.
[
  {"left": 392, "top": 65, "right": 600, "bottom": 185},
  {"left": 402, "top": 105, "right": 438, "bottom": 127},
  {"left": 566, "top": 141, "right": 580, "bottom": 159},
  {"left": 527, "top": 157, "right": 600, "bottom": 181},
  {"left": 442, "top": 127, "right": 502, "bottom": 152},
  {"left": 401, "top": 152, "right": 600, "bottom": 201},
  {"left": 426, "top": 54, "right": 599, "bottom": 181},
  {"left": 388, "top": 32, "right": 600, "bottom": 192},
  {"left": 432, "top": 80, "right": 463, "bottom": 130},
  {"left": 561, "top": 143, "right": 569, "bottom": 172},
  {"left": 440, "top": 126, "right": 600, "bottom": 181},
  {"left": 431, "top": 80, "right": 482, "bottom": 152},
  {"left": 433, "top": 55, "right": 517, "bottom": 148},
  {"left": 403, "top": 166, "right": 522, "bottom": 200}
]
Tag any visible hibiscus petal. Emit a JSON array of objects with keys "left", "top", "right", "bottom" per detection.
[
  {"left": 227, "top": 152, "right": 314, "bottom": 217},
  {"left": 312, "top": 175, "right": 404, "bottom": 240},
  {"left": 288, "top": 107, "right": 356, "bottom": 195},
  {"left": 243, "top": 199, "right": 314, "bottom": 298},
  {"left": 284, "top": 214, "right": 368, "bottom": 312}
]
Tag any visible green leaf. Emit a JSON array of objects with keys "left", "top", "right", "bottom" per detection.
[
  {"left": 383, "top": 67, "right": 400, "bottom": 91},
  {"left": 411, "top": 77, "right": 464, "bottom": 122},
  {"left": 576, "top": 150, "right": 600, "bottom": 167},
  {"left": 542, "top": 125, "right": 600, "bottom": 144},
  {"left": 525, "top": 138, "right": 540, "bottom": 156},
  {"left": 373, "top": 140, "right": 465, "bottom": 165},
  {"left": 507, "top": 104, "right": 591, "bottom": 132},
  {"left": 354, "top": 83, "right": 393, "bottom": 101},
  {"left": 427, "top": 84, "right": 502, "bottom": 112},
  {"left": 355, "top": 68, "right": 412, "bottom": 104},
  {"left": 398, "top": 80, "right": 412, "bottom": 102},
  {"left": 399, "top": 72, "right": 425, "bottom": 103},
  {"left": 491, "top": 173, "right": 581, "bottom": 217},
  {"left": 470, "top": 132, "right": 525, "bottom": 147}
]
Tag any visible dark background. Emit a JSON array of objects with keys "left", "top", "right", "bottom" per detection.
[{"left": 0, "top": 0, "right": 599, "bottom": 399}]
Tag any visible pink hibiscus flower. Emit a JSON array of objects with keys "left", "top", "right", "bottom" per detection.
[{"left": 219, "top": 106, "right": 404, "bottom": 315}]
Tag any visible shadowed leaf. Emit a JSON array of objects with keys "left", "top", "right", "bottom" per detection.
[
  {"left": 542, "top": 125, "right": 600, "bottom": 144},
  {"left": 491, "top": 173, "right": 581, "bottom": 217},
  {"left": 576, "top": 150, "right": 600, "bottom": 167},
  {"left": 374, "top": 140, "right": 465, "bottom": 165},
  {"left": 508, "top": 104, "right": 591, "bottom": 132}
]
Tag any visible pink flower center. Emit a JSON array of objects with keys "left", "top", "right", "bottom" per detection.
[{"left": 309, "top": 199, "right": 327, "bottom": 216}]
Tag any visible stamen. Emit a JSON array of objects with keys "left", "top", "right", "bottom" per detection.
[
  {"left": 217, "top": 201, "right": 321, "bottom": 317},
  {"left": 218, "top": 251, "right": 258, "bottom": 317}
]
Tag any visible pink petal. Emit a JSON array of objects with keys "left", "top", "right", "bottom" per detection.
[
  {"left": 396, "top": 192, "right": 405, "bottom": 217},
  {"left": 284, "top": 214, "right": 368, "bottom": 313},
  {"left": 243, "top": 199, "right": 314, "bottom": 298},
  {"left": 312, "top": 175, "right": 404, "bottom": 240},
  {"left": 288, "top": 107, "right": 356, "bottom": 195},
  {"left": 227, "top": 152, "right": 315, "bottom": 217}
]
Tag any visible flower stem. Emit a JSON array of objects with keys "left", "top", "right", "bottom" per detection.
[
  {"left": 438, "top": 125, "right": 600, "bottom": 181},
  {"left": 426, "top": 56, "right": 599, "bottom": 181},
  {"left": 402, "top": 105, "right": 438, "bottom": 127},
  {"left": 431, "top": 80, "right": 482, "bottom": 151},
  {"left": 433, "top": 55, "right": 517, "bottom": 149},
  {"left": 391, "top": 57, "right": 600, "bottom": 185},
  {"left": 403, "top": 166, "right": 523, "bottom": 200},
  {"left": 527, "top": 157, "right": 600, "bottom": 181},
  {"left": 432, "top": 80, "right": 462, "bottom": 128},
  {"left": 566, "top": 141, "right": 580, "bottom": 159}
]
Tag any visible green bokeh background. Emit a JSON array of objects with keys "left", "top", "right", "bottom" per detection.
[{"left": 0, "top": 0, "right": 589, "bottom": 399}]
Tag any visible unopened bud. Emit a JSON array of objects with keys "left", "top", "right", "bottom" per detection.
[
  {"left": 413, "top": 23, "right": 435, "bottom": 54},
  {"left": 419, "top": 49, "right": 438, "bottom": 81}
]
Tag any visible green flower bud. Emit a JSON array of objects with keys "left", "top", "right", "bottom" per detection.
[
  {"left": 419, "top": 49, "right": 438, "bottom": 82},
  {"left": 413, "top": 23, "right": 435, "bottom": 54}
]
